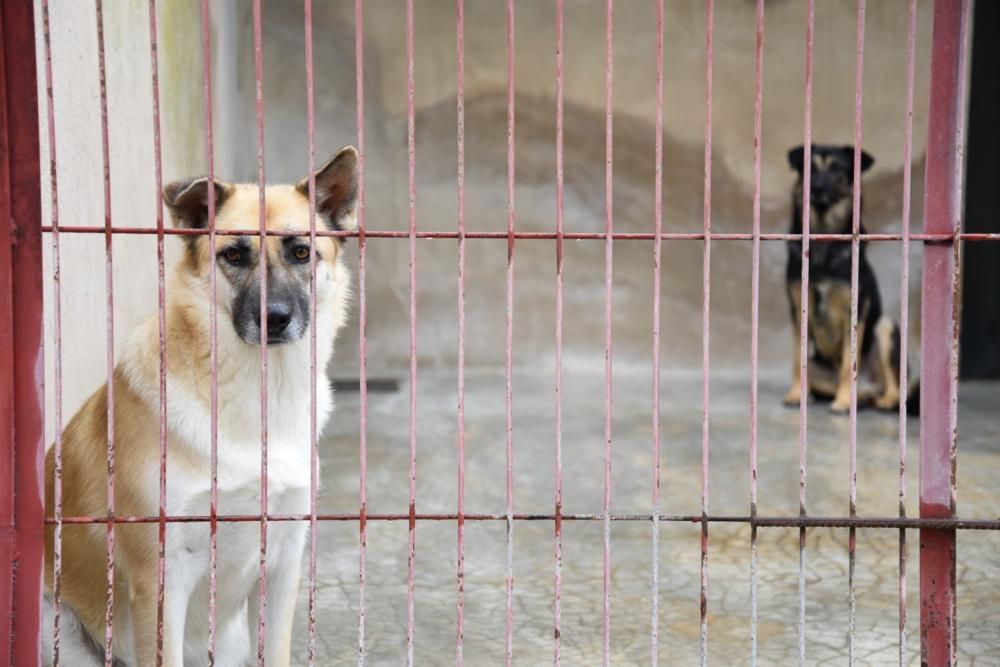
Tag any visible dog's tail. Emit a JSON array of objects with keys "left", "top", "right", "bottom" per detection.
[{"left": 42, "top": 594, "right": 105, "bottom": 667}]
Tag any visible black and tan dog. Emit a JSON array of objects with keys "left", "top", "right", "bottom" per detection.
[{"left": 783, "top": 143, "right": 914, "bottom": 414}]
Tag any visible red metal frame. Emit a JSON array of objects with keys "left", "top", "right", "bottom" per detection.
[
  {"left": 920, "top": 1, "right": 970, "bottom": 665},
  {"left": 0, "top": 0, "right": 985, "bottom": 665},
  {"left": 0, "top": 1, "right": 44, "bottom": 665}
]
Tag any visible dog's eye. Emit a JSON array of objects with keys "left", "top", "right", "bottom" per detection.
[
  {"left": 293, "top": 245, "right": 312, "bottom": 262},
  {"left": 223, "top": 247, "right": 243, "bottom": 264}
]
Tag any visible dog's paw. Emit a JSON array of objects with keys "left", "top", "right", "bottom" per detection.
[
  {"left": 874, "top": 394, "right": 900, "bottom": 411},
  {"left": 830, "top": 396, "right": 851, "bottom": 414},
  {"left": 783, "top": 389, "right": 802, "bottom": 407}
]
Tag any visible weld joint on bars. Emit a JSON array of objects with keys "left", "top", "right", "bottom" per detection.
[{"left": 42, "top": 514, "right": 1000, "bottom": 530}]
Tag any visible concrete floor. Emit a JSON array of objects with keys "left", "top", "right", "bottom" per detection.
[{"left": 291, "top": 372, "right": 1000, "bottom": 665}]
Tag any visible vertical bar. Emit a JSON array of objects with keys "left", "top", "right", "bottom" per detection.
[
  {"left": 251, "top": 1, "right": 269, "bottom": 662},
  {"left": 920, "top": 1, "right": 969, "bottom": 665},
  {"left": 354, "top": 0, "right": 370, "bottom": 664},
  {"left": 40, "top": 1, "right": 63, "bottom": 662},
  {"left": 198, "top": 1, "right": 221, "bottom": 662},
  {"left": 146, "top": 1, "right": 169, "bottom": 663},
  {"left": 94, "top": 3, "right": 117, "bottom": 662},
  {"left": 650, "top": 0, "right": 664, "bottom": 663},
  {"left": 748, "top": 0, "right": 765, "bottom": 664},
  {"left": 404, "top": 0, "right": 416, "bottom": 663},
  {"left": 601, "top": 1, "right": 614, "bottom": 664},
  {"left": 552, "top": 1, "right": 564, "bottom": 662},
  {"left": 0, "top": 0, "right": 44, "bottom": 662},
  {"left": 847, "top": 3, "right": 867, "bottom": 664},
  {"left": 898, "top": 2, "right": 919, "bottom": 664},
  {"left": 797, "top": 3, "right": 815, "bottom": 664},
  {"left": 453, "top": 0, "right": 465, "bottom": 658},
  {"left": 303, "top": 0, "right": 319, "bottom": 664},
  {"left": 699, "top": 1, "right": 714, "bottom": 665},
  {"left": 504, "top": 1, "right": 515, "bottom": 664}
]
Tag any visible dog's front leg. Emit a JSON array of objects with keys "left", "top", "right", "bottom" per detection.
[
  {"left": 129, "top": 576, "right": 189, "bottom": 667},
  {"left": 784, "top": 282, "right": 804, "bottom": 406},
  {"left": 246, "top": 520, "right": 307, "bottom": 666},
  {"left": 831, "top": 318, "right": 865, "bottom": 414}
]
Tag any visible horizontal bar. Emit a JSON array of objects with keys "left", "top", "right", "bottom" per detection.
[
  {"left": 37, "top": 226, "right": 1000, "bottom": 242},
  {"left": 44, "top": 513, "right": 1000, "bottom": 530}
]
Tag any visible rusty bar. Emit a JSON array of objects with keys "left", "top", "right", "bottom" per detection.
[
  {"left": 94, "top": 2, "right": 117, "bottom": 662},
  {"left": 504, "top": 1, "right": 515, "bottom": 664},
  {"left": 920, "top": 1, "right": 969, "bottom": 664},
  {"left": 450, "top": 0, "right": 467, "bottom": 651},
  {"left": 303, "top": 0, "right": 319, "bottom": 663},
  {"left": 602, "top": 1, "right": 614, "bottom": 664},
  {"left": 39, "top": 0, "right": 63, "bottom": 662},
  {"left": 251, "top": 0, "right": 269, "bottom": 662},
  {"left": 452, "top": 0, "right": 468, "bottom": 654},
  {"left": 797, "top": 3, "right": 815, "bottom": 663},
  {"left": 898, "top": 1, "right": 919, "bottom": 663},
  {"left": 36, "top": 225, "right": 998, "bottom": 243},
  {"left": 748, "top": 0, "right": 764, "bottom": 663},
  {"left": 197, "top": 1, "right": 221, "bottom": 663},
  {"left": 1, "top": 0, "right": 44, "bottom": 662},
  {"left": 553, "top": 0, "right": 564, "bottom": 662},
  {"left": 699, "top": 1, "right": 714, "bottom": 663},
  {"left": 354, "top": 0, "right": 370, "bottom": 664},
  {"left": 847, "top": 2, "right": 867, "bottom": 663},
  {"left": 453, "top": 0, "right": 464, "bottom": 659},
  {"left": 650, "top": 0, "right": 664, "bottom": 663},
  {"left": 42, "top": 512, "right": 1000, "bottom": 530},
  {"left": 404, "top": 0, "right": 418, "bottom": 663},
  {"left": 147, "top": 0, "right": 169, "bottom": 663}
]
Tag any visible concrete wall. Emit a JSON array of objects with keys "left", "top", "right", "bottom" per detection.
[
  {"left": 232, "top": 0, "right": 931, "bottom": 379},
  {"left": 38, "top": 0, "right": 934, "bottom": 435}
]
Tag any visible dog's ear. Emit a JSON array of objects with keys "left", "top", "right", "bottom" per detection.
[
  {"left": 297, "top": 146, "right": 359, "bottom": 233},
  {"left": 163, "top": 177, "right": 232, "bottom": 229},
  {"left": 840, "top": 145, "right": 875, "bottom": 174},
  {"left": 787, "top": 145, "right": 805, "bottom": 174}
]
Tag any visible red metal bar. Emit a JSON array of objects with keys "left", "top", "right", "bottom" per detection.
[
  {"left": 303, "top": 0, "right": 319, "bottom": 664},
  {"left": 504, "top": 1, "right": 515, "bottom": 664},
  {"left": 41, "top": 512, "right": 1000, "bottom": 530},
  {"left": 251, "top": 1, "right": 269, "bottom": 662},
  {"left": 404, "top": 0, "right": 420, "bottom": 660},
  {"left": 147, "top": 1, "right": 169, "bottom": 663},
  {"left": 449, "top": 0, "right": 465, "bottom": 658},
  {"left": 920, "top": 1, "right": 969, "bottom": 665},
  {"left": 39, "top": 0, "right": 63, "bottom": 663},
  {"left": 199, "top": 0, "right": 220, "bottom": 663},
  {"left": 552, "top": 1, "right": 564, "bottom": 662},
  {"left": 797, "top": 3, "right": 815, "bottom": 663},
  {"left": 650, "top": 0, "right": 664, "bottom": 663},
  {"left": 36, "top": 225, "right": 1000, "bottom": 243},
  {"left": 699, "top": 1, "right": 714, "bottom": 663},
  {"left": 0, "top": 0, "right": 44, "bottom": 663},
  {"left": 847, "top": 3, "right": 867, "bottom": 662},
  {"left": 405, "top": 0, "right": 418, "bottom": 663},
  {"left": 452, "top": 0, "right": 465, "bottom": 651},
  {"left": 898, "top": 1, "right": 919, "bottom": 662},
  {"left": 93, "top": 3, "right": 118, "bottom": 662},
  {"left": 602, "top": 2, "right": 614, "bottom": 664},
  {"left": 748, "top": 0, "right": 765, "bottom": 663},
  {"left": 354, "top": 0, "right": 370, "bottom": 664}
]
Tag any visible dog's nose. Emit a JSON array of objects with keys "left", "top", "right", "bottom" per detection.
[{"left": 259, "top": 302, "right": 292, "bottom": 334}]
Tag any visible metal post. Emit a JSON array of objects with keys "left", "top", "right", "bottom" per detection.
[
  {"left": 920, "top": 1, "right": 970, "bottom": 665},
  {"left": 0, "top": 1, "right": 44, "bottom": 664}
]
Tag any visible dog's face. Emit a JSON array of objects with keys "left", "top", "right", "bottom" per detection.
[
  {"left": 787, "top": 144, "right": 874, "bottom": 228},
  {"left": 163, "top": 147, "right": 358, "bottom": 346}
]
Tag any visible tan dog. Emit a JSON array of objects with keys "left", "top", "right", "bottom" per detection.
[{"left": 43, "top": 147, "right": 358, "bottom": 666}]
